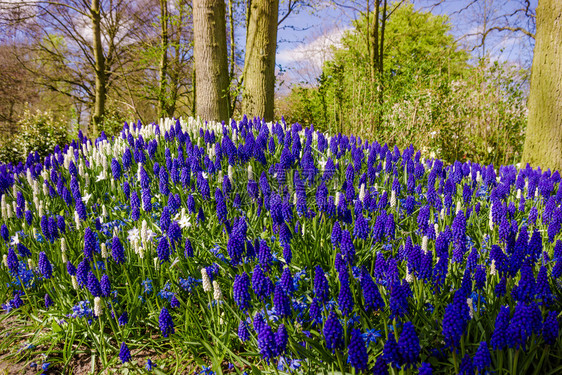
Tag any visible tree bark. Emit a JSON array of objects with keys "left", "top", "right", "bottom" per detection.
[
  {"left": 242, "top": 0, "right": 279, "bottom": 121},
  {"left": 158, "top": 0, "right": 169, "bottom": 118},
  {"left": 521, "top": 0, "right": 562, "bottom": 171},
  {"left": 91, "top": 0, "right": 106, "bottom": 136},
  {"left": 193, "top": 0, "right": 230, "bottom": 122}
]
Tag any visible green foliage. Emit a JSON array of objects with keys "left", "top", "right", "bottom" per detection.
[
  {"left": 0, "top": 109, "right": 75, "bottom": 165},
  {"left": 281, "top": 2, "right": 527, "bottom": 165}
]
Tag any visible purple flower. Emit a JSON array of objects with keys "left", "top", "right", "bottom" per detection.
[
  {"left": 238, "top": 320, "right": 250, "bottom": 342},
  {"left": 372, "top": 356, "right": 390, "bottom": 375},
  {"left": 543, "top": 310, "right": 559, "bottom": 345},
  {"left": 159, "top": 307, "right": 174, "bottom": 338},
  {"left": 1, "top": 223, "right": 9, "bottom": 242},
  {"left": 491, "top": 305, "right": 511, "bottom": 350},
  {"left": 389, "top": 281, "right": 409, "bottom": 318},
  {"left": 418, "top": 362, "right": 432, "bottom": 375},
  {"left": 100, "top": 274, "right": 111, "bottom": 297},
  {"left": 340, "top": 230, "right": 355, "bottom": 265},
  {"left": 233, "top": 272, "right": 251, "bottom": 311},
  {"left": 473, "top": 341, "right": 491, "bottom": 373},
  {"left": 257, "top": 322, "right": 277, "bottom": 363},
  {"left": 331, "top": 222, "right": 342, "bottom": 248},
  {"left": 442, "top": 301, "right": 467, "bottom": 350},
  {"left": 38, "top": 252, "right": 52, "bottom": 279},
  {"left": 314, "top": 266, "right": 329, "bottom": 303},
  {"left": 87, "top": 271, "right": 101, "bottom": 297},
  {"left": 273, "top": 283, "right": 291, "bottom": 318},
  {"left": 337, "top": 277, "right": 354, "bottom": 316},
  {"left": 118, "top": 311, "right": 128, "bottom": 326},
  {"left": 111, "top": 158, "right": 122, "bottom": 180},
  {"left": 157, "top": 237, "right": 170, "bottom": 264},
  {"left": 184, "top": 238, "right": 194, "bottom": 258},
  {"left": 323, "top": 311, "right": 343, "bottom": 353},
  {"left": 44, "top": 293, "right": 53, "bottom": 309},
  {"left": 458, "top": 353, "right": 473, "bottom": 375},
  {"left": 275, "top": 324, "right": 288, "bottom": 355},
  {"left": 360, "top": 269, "right": 384, "bottom": 312},
  {"left": 6, "top": 247, "right": 18, "bottom": 275},
  {"left": 348, "top": 328, "right": 368, "bottom": 371},
  {"left": 84, "top": 227, "right": 96, "bottom": 261},
  {"left": 112, "top": 237, "right": 125, "bottom": 264},
  {"left": 398, "top": 322, "right": 420, "bottom": 369},
  {"left": 252, "top": 265, "right": 272, "bottom": 301},
  {"left": 279, "top": 267, "right": 294, "bottom": 295},
  {"left": 119, "top": 342, "right": 131, "bottom": 363}
]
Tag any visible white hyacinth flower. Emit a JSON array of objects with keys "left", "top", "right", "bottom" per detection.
[
  {"left": 71, "top": 276, "right": 79, "bottom": 290},
  {"left": 456, "top": 201, "right": 461, "bottom": 214},
  {"left": 390, "top": 190, "right": 396, "bottom": 208},
  {"left": 405, "top": 267, "right": 414, "bottom": 283},
  {"left": 335, "top": 192, "right": 341, "bottom": 206},
  {"left": 213, "top": 280, "right": 223, "bottom": 301},
  {"left": 359, "top": 183, "right": 366, "bottom": 202},
  {"left": 202, "top": 269, "right": 212, "bottom": 292},
  {"left": 2, "top": 254, "right": 7, "bottom": 268},
  {"left": 490, "top": 259, "right": 496, "bottom": 276},
  {"left": 247, "top": 165, "right": 253, "bottom": 180},
  {"left": 28, "top": 258, "right": 34, "bottom": 269},
  {"left": 421, "top": 236, "right": 428, "bottom": 254},
  {"left": 467, "top": 298, "right": 474, "bottom": 319},
  {"left": 101, "top": 243, "right": 108, "bottom": 259},
  {"left": 228, "top": 165, "right": 234, "bottom": 181},
  {"left": 141, "top": 220, "right": 148, "bottom": 243},
  {"left": 94, "top": 297, "right": 103, "bottom": 317},
  {"left": 74, "top": 211, "right": 81, "bottom": 229}
]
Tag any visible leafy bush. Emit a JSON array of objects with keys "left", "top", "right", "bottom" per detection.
[{"left": 0, "top": 109, "right": 74, "bottom": 165}]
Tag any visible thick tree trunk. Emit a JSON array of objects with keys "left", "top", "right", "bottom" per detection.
[
  {"left": 242, "top": 0, "right": 279, "bottom": 121},
  {"left": 522, "top": 0, "right": 562, "bottom": 171},
  {"left": 193, "top": 0, "right": 230, "bottom": 122},
  {"left": 158, "top": 0, "right": 169, "bottom": 118},
  {"left": 91, "top": 0, "right": 106, "bottom": 136}
]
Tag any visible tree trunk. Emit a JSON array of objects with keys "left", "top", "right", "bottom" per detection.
[
  {"left": 193, "top": 0, "right": 230, "bottom": 122},
  {"left": 228, "top": 0, "right": 236, "bottom": 114},
  {"left": 522, "top": 0, "right": 562, "bottom": 171},
  {"left": 158, "top": 0, "right": 169, "bottom": 118},
  {"left": 371, "top": 0, "right": 379, "bottom": 83},
  {"left": 91, "top": 0, "right": 106, "bottom": 136},
  {"left": 242, "top": 0, "right": 279, "bottom": 121}
]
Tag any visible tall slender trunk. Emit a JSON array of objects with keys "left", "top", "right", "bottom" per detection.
[
  {"left": 378, "top": 0, "right": 387, "bottom": 107},
  {"left": 91, "top": 0, "right": 106, "bottom": 136},
  {"left": 193, "top": 0, "right": 230, "bottom": 122},
  {"left": 242, "top": 0, "right": 279, "bottom": 121},
  {"left": 228, "top": 0, "right": 236, "bottom": 114},
  {"left": 371, "top": 0, "right": 379, "bottom": 83},
  {"left": 522, "top": 0, "right": 562, "bottom": 171},
  {"left": 158, "top": 0, "right": 169, "bottom": 118}
]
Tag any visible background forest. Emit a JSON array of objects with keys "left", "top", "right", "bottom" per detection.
[{"left": 0, "top": 0, "right": 534, "bottom": 167}]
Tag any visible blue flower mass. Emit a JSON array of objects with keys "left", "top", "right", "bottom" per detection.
[{"left": 0, "top": 116, "right": 561, "bottom": 373}]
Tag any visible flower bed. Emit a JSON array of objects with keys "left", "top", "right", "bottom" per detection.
[{"left": 0, "top": 116, "right": 560, "bottom": 374}]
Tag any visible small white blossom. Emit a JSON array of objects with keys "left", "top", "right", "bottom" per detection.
[
  {"left": 94, "top": 297, "right": 103, "bottom": 317},
  {"left": 202, "top": 269, "right": 212, "bottom": 292},
  {"left": 10, "top": 233, "right": 20, "bottom": 246},
  {"left": 213, "top": 280, "right": 223, "bottom": 301},
  {"left": 82, "top": 192, "right": 92, "bottom": 204},
  {"left": 128, "top": 228, "right": 140, "bottom": 243},
  {"left": 71, "top": 276, "right": 79, "bottom": 290}
]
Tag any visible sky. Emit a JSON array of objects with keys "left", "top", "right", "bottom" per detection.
[{"left": 275, "top": 0, "right": 537, "bottom": 90}]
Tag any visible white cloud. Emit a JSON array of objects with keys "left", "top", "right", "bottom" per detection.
[{"left": 277, "top": 26, "right": 350, "bottom": 71}]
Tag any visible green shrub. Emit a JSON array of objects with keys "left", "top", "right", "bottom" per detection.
[{"left": 0, "top": 109, "right": 75, "bottom": 165}]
